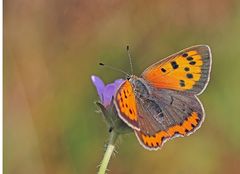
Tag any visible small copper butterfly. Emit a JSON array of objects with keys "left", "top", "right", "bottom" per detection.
[{"left": 114, "top": 45, "right": 212, "bottom": 150}]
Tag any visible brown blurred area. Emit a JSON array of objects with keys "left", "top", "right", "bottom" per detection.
[{"left": 4, "top": 0, "right": 240, "bottom": 174}]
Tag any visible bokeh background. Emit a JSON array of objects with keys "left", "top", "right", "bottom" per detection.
[{"left": 4, "top": 0, "right": 240, "bottom": 173}]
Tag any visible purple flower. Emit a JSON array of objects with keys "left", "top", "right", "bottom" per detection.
[
  {"left": 91, "top": 75, "right": 132, "bottom": 134},
  {"left": 91, "top": 75, "right": 124, "bottom": 107}
]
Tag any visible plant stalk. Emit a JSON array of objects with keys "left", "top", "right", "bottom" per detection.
[{"left": 98, "top": 130, "right": 118, "bottom": 174}]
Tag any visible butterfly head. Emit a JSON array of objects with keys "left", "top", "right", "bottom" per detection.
[
  {"left": 128, "top": 75, "right": 150, "bottom": 98},
  {"left": 126, "top": 74, "right": 136, "bottom": 81}
]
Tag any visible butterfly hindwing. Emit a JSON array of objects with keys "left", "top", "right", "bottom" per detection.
[
  {"left": 114, "top": 80, "right": 140, "bottom": 130},
  {"left": 134, "top": 89, "right": 204, "bottom": 150},
  {"left": 142, "top": 45, "right": 212, "bottom": 95}
]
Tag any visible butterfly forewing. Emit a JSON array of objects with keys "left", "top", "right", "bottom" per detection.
[
  {"left": 142, "top": 45, "right": 212, "bottom": 95},
  {"left": 114, "top": 80, "right": 140, "bottom": 130}
]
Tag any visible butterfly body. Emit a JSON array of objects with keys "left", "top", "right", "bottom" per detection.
[
  {"left": 114, "top": 45, "right": 212, "bottom": 150},
  {"left": 129, "top": 76, "right": 150, "bottom": 98}
]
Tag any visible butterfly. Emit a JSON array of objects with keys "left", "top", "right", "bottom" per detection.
[{"left": 114, "top": 45, "right": 212, "bottom": 150}]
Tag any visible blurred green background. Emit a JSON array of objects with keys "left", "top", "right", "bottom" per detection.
[{"left": 4, "top": 0, "right": 240, "bottom": 173}]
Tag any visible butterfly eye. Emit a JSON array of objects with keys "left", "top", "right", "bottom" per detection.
[{"left": 127, "top": 76, "right": 130, "bottom": 80}]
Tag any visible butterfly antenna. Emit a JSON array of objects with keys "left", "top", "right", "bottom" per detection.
[
  {"left": 126, "top": 45, "right": 134, "bottom": 75},
  {"left": 99, "top": 62, "right": 129, "bottom": 76}
]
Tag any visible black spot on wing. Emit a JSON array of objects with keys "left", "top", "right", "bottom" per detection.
[
  {"left": 123, "top": 90, "right": 127, "bottom": 98},
  {"left": 186, "top": 73, "right": 193, "bottom": 79},
  {"left": 189, "top": 61, "right": 196, "bottom": 65},
  {"left": 184, "top": 67, "right": 190, "bottom": 71},
  {"left": 171, "top": 61, "right": 179, "bottom": 69},
  {"left": 161, "top": 68, "right": 166, "bottom": 73},
  {"left": 179, "top": 80, "right": 185, "bottom": 87},
  {"left": 187, "top": 57, "right": 193, "bottom": 61},
  {"left": 119, "top": 96, "right": 123, "bottom": 102}
]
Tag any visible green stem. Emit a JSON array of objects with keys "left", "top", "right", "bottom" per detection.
[{"left": 98, "top": 130, "right": 119, "bottom": 174}]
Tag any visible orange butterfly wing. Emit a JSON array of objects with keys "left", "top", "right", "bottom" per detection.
[
  {"left": 135, "top": 111, "right": 201, "bottom": 150},
  {"left": 142, "top": 45, "right": 212, "bottom": 94},
  {"left": 114, "top": 80, "right": 140, "bottom": 130}
]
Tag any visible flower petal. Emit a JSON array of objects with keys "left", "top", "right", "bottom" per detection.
[
  {"left": 102, "top": 79, "right": 124, "bottom": 106},
  {"left": 91, "top": 76, "right": 125, "bottom": 107},
  {"left": 103, "top": 84, "right": 115, "bottom": 106},
  {"left": 114, "top": 79, "right": 124, "bottom": 89},
  {"left": 91, "top": 75, "right": 105, "bottom": 102}
]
